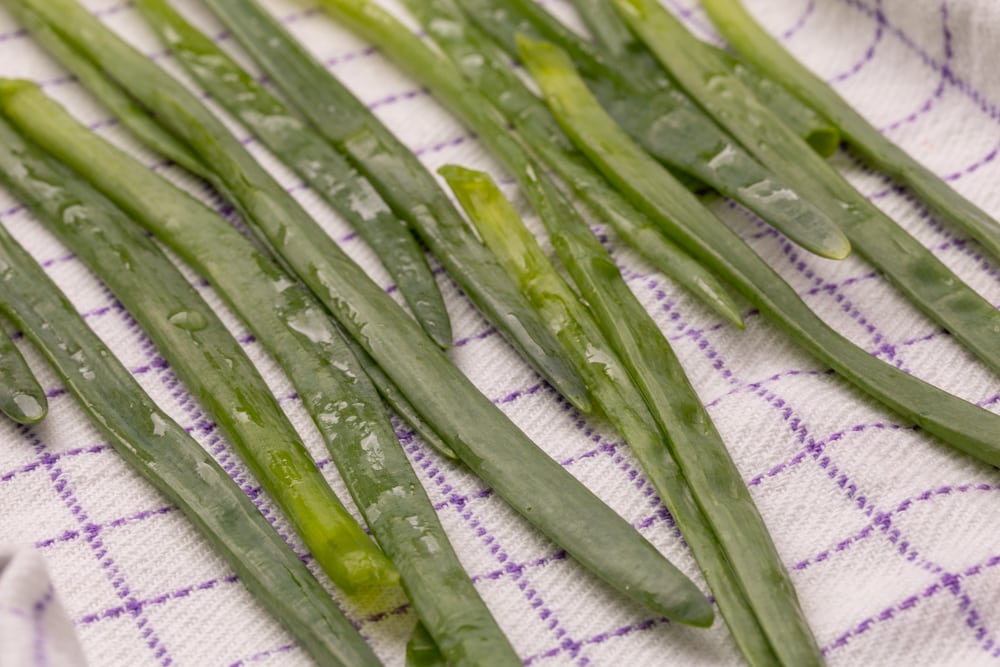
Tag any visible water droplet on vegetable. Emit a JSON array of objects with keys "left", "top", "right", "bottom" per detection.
[{"left": 168, "top": 310, "right": 208, "bottom": 331}]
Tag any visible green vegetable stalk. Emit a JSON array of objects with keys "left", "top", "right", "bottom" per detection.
[
  {"left": 0, "top": 89, "right": 399, "bottom": 595},
  {"left": 459, "top": 0, "right": 851, "bottom": 261},
  {"left": 1, "top": 77, "right": 520, "bottom": 667},
  {"left": 199, "top": 0, "right": 592, "bottom": 413},
  {"left": 10, "top": 0, "right": 711, "bottom": 627},
  {"left": 3, "top": 1, "right": 210, "bottom": 180},
  {"left": 518, "top": 36, "right": 1000, "bottom": 472},
  {"left": 0, "top": 182, "right": 380, "bottom": 667},
  {"left": 133, "top": 0, "right": 452, "bottom": 349},
  {"left": 606, "top": 0, "right": 1000, "bottom": 380},
  {"left": 565, "top": 0, "right": 840, "bottom": 157},
  {"left": 441, "top": 164, "right": 782, "bottom": 666},
  {"left": 402, "top": 0, "right": 744, "bottom": 328},
  {"left": 0, "top": 323, "right": 46, "bottom": 424},
  {"left": 700, "top": 0, "right": 1000, "bottom": 261}
]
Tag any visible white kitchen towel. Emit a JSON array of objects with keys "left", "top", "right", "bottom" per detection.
[
  {"left": 0, "top": 546, "right": 87, "bottom": 667},
  {"left": 2, "top": 0, "right": 1000, "bottom": 665}
]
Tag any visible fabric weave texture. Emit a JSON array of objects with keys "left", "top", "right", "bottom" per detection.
[{"left": 1, "top": 0, "right": 999, "bottom": 665}]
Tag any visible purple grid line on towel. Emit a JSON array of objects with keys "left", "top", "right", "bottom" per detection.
[
  {"left": 30, "top": 583, "right": 54, "bottom": 667},
  {"left": 18, "top": 424, "right": 174, "bottom": 665},
  {"left": 1, "top": 0, "right": 1000, "bottom": 664},
  {"left": 685, "top": 303, "right": 1000, "bottom": 658}
]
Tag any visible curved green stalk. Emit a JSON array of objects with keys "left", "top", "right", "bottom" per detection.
[
  {"left": 608, "top": 0, "right": 1000, "bottom": 379},
  {"left": 701, "top": 0, "right": 1000, "bottom": 260},
  {"left": 199, "top": 0, "right": 591, "bottom": 413},
  {"left": 565, "top": 0, "right": 839, "bottom": 157},
  {"left": 316, "top": 0, "right": 718, "bottom": 626},
  {"left": 0, "top": 323, "right": 46, "bottom": 423},
  {"left": 3, "top": 1, "right": 209, "bottom": 179},
  {"left": 519, "top": 36, "right": 1000, "bottom": 472},
  {"left": 133, "top": 0, "right": 452, "bottom": 348},
  {"left": 459, "top": 0, "right": 850, "bottom": 260},
  {"left": 0, "top": 96, "right": 398, "bottom": 594},
  {"left": 441, "top": 164, "right": 781, "bottom": 666},
  {"left": 10, "top": 0, "right": 710, "bottom": 627},
  {"left": 2, "top": 81, "right": 518, "bottom": 666},
  {"left": 0, "top": 203, "right": 379, "bottom": 667},
  {"left": 402, "top": 0, "right": 743, "bottom": 327}
]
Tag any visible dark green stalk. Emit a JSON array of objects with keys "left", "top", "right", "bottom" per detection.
[
  {"left": 318, "top": 0, "right": 728, "bottom": 627},
  {"left": 198, "top": 0, "right": 591, "bottom": 413},
  {"left": 402, "top": 0, "right": 744, "bottom": 328},
  {"left": 460, "top": 0, "right": 850, "bottom": 261},
  {"left": 701, "top": 0, "right": 1000, "bottom": 260},
  {"left": 133, "top": 0, "right": 451, "bottom": 348},
  {"left": 0, "top": 92, "right": 398, "bottom": 594},
  {"left": 566, "top": 0, "right": 839, "bottom": 157},
  {"left": 1, "top": 81, "right": 518, "bottom": 666},
  {"left": 12, "top": 0, "right": 710, "bottom": 626},
  {"left": 608, "top": 0, "right": 1000, "bottom": 379},
  {"left": 7, "top": 0, "right": 454, "bottom": 456},
  {"left": 0, "top": 323, "right": 46, "bottom": 423},
  {"left": 3, "top": 1, "right": 209, "bottom": 179},
  {"left": 0, "top": 200, "right": 379, "bottom": 667},
  {"left": 441, "top": 164, "right": 781, "bottom": 666},
  {"left": 339, "top": 330, "right": 456, "bottom": 460},
  {"left": 519, "top": 35, "right": 1000, "bottom": 472}
]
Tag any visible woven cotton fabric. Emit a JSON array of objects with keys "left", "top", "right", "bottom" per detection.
[{"left": 2, "top": 0, "right": 1000, "bottom": 664}]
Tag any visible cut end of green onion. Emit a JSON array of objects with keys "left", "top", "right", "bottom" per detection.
[{"left": 1, "top": 391, "right": 48, "bottom": 424}]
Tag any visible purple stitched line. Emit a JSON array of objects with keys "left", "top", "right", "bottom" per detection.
[
  {"left": 780, "top": 1, "right": 817, "bottom": 41},
  {"left": 229, "top": 643, "right": 297, "bottom": 666},
  {"left": 77, "top": 574, "right": 239, "bottom": 625},
  {"left": 675, "top": 280, "right": 1000, "bottom": 656},
  {"left": 794, "top": 483, "right": 999, "bottom": 572},
  {"left": 877, "top": 2, "right": 952, "bottom": 134},
  {"left": 822, "top": 553, "right": 1000, "bottom": 655},
  {"left": 828, "top": 0, "right": 884, "bottom": 84},
  {"left": 31, "top": 584, "right": 54, "bottom": 667},
  {"left": 35, "top": 505, "right": 175, "bottom": 550},
  {"left": 18, "top": 425, "right": 173, "bottom": 665},
  {"left": 840, "top": 0, "right": 1000, "bottom": 122}
]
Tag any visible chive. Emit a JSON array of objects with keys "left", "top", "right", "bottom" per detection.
[
  {"left": 0, "top": 90, "right": 400, "bottom": 594},
  {"left": 339, "top": 330, "right": 457, "bottom": 461},
  {"left": 316, "top": 0, "right": 720, "bottom": 625},
  {"left": 199, "top": 0, "right": 592, "bottom": 413},
  {"left": 459, "top": 0, "right": 852, "bottom": 261},
  {"left": 133, "top": 0, "right": 452, "bottom": 349},
  {"left": 402, "top": 0, "right": 744, "bottom": 328},
  {"left": 0, "top": 184, "right": 379, "bottom": 667},
  {"left": 518, "top": 36, "right": 1000, "bottom": 469},
  {"left": 710, "top": 46, "right": 840, "bottom": 159},
  {"left": 3, "top": 1, "right": 209, "bottom": 180},
  {"left": 441, "top": 164, "right": 781, "bottom": 666},
  {"left": 0, "top": 322, "right": 47, "bottom": 424},
  {"left": 12, "top": 0, "right": 709, "bottom": 626},
  {"left": 564, "top": 0, "right": 840, "bottom": 158},
  {"left": 2, "top": 81, "right": 519, "bottom": 666},
  {"left": 7, "top": 0, "right": 455, "bottom": 457},
  {"left": 607, "top": 0, "right": 1000, "bottom": 379},
  {"left": 701, "top": 0, "right": 1000, "bottom": 260}
]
